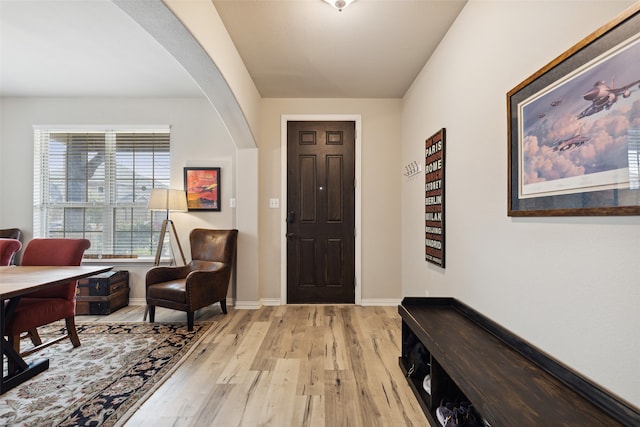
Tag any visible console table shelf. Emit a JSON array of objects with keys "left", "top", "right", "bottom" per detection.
[{"left": 398, "top": 297, "right": 639, "bottom": 426}]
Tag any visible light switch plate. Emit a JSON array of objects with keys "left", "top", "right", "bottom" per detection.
[{"left": 269, "top": 198, "right": 280, "bottom": 208}]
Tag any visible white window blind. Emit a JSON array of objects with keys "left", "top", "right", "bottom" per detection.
[{"left": 34, "top": 128, "right": 170, "bottom": 258}]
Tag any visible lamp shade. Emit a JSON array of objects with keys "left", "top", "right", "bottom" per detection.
[{"left": 148, "top": 189, "right": 188, "bottom": 212}]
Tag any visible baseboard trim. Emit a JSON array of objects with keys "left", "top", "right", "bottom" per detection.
[
  {"left": 233, "top": 298, "right": 280, "bottom": 309},
  {"left": 234, "top": 300, "right": 262, "bottom": 309},
  {"left": 131, "top": 297, "right": 399, "bottom": 308},
  {"left": 360, "top": 298, "right": 402, "bottom": 306},
  {"left": 233, "top": 298, "right": 400, "bottom": 308}
]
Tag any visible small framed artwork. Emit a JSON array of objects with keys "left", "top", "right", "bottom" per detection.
[
  {"left": 184, "top": 167, "right": 221, "bottom": 211},
  {"left": 507, "top": 4, "right": 640, "bottom": 216}
]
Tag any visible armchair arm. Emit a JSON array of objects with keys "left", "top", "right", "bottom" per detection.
[
  {"left": 184, "top": 263, "right": 231, "bottom": 304},
  {"left": 146, "top": 265, "right": 192, "bottom": 287}
]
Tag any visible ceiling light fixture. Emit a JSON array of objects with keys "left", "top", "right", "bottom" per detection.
[{"left": 323, "top": 0, "right": 357, "bottom": 12}]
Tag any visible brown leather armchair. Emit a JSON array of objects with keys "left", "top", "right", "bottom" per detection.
[{"left": 146, "top": 229, "right": 238, "bottom": 331}]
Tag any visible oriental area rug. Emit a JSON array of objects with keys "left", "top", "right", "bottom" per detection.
[{"left": 0, "top": 321, "right": 212, "bottom": 426}]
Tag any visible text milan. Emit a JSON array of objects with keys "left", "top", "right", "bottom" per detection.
[{"left": 425, "top": 212, "right": 442, "bottom": 221}]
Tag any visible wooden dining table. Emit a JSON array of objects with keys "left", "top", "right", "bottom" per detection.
[{"left": 0, "top": 265, "right": 112, "bottom": 394}]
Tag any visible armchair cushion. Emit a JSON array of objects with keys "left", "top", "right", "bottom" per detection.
[{"left": 147, "top": 279, "right": 188, "bottom": 303}]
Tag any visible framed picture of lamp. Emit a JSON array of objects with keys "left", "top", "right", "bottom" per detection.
[
  {"left": 507, "top": 3, "right": 640, "bottom": 216},
  {"left": 184, "top": 167, "right": 221, "bottom": 211}
]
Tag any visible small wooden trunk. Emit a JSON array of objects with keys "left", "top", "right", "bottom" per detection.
[{"left": 76, "top": 270, "right": 129, "bottom": 315}]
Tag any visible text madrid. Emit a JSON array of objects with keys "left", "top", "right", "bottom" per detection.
[{"left": 425, "top": 238, "right": 443, "bottom": 249}]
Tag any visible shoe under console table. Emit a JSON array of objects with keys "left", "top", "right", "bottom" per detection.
[{"left": 398, "top": 297, "right": 639, "bottom": 426}]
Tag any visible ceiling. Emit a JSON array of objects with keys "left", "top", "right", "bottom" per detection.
[
  {"left": 213, "top": 0, "right": 467, "bottom": 98},
  {"left": 0, "top": 0, "right": 202, "bottom": 97},
  {"left": 0, "top": 0, "right": 467, "bottom": 99}
]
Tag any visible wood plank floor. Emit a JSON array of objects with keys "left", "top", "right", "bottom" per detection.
[{"left": 87, "top": 304, "right": 427, "bottom": 426}]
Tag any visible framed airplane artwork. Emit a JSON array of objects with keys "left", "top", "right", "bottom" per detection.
[{"left": 507, "top": 3, "right": 640, "bottom": 216}]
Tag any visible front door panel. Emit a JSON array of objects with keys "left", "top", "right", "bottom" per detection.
[{"left": 287, "top": 121, "right": 355, "bottom": 303}]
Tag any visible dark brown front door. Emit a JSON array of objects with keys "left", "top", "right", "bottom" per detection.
[{"left": 287, "top": 121, "right": 355, "bottom": 303}]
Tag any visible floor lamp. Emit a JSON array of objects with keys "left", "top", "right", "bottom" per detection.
[
  {"left": 148, "top": 188, "right": 188, "bottom": 266},
  {"left": 145, "top": 189, "right": 188, "bottom": 321}
]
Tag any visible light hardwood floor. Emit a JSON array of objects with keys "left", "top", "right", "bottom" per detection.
[{"left": 88, "top": 304, "right": 427, "bottom": 426}]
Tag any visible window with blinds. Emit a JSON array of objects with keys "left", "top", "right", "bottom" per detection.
[{"left": 33, "top": 127, "right": 170, "bottom": 258}]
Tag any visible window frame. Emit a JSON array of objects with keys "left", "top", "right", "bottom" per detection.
[{"left": 33, "top": 125, "right": 171, "bottom": 260}]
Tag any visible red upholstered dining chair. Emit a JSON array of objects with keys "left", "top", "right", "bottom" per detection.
[
  {"left": 0, "top": 238, "right": 22, "bottom": 266},
  {"left": 146, "top": 229, "right": 238, "bottom": 331},
  {"left": 5, "top": 238, "right": 91, "bottom": 356},
  {"left": 0, "top": 228, "right": 22, "bottom": 264}
]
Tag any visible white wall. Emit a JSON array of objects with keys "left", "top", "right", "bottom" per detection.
[
  {"left": 259, "top": 98, "right": 402, "bottom": 303},
  {"left": 401, "top": 0, "right": 640, "bottom": 407},
  {"left": 0, "top": 96, "right": 237, "bottom": 302},
  {"left": 163, "top": 0, "right": 263, "bottom": 146}
]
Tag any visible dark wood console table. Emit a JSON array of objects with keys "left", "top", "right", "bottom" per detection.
[{"left": 398, "top": 297, "right": 640, "bottom": 426}]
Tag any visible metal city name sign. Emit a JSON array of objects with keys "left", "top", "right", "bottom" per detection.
[{"left": 425, "top": 128, "right": 445, "bottom": 268}]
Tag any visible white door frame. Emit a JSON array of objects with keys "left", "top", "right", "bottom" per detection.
[{"left": 280, "top": 114, "right": 362, "bottom": 305}]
